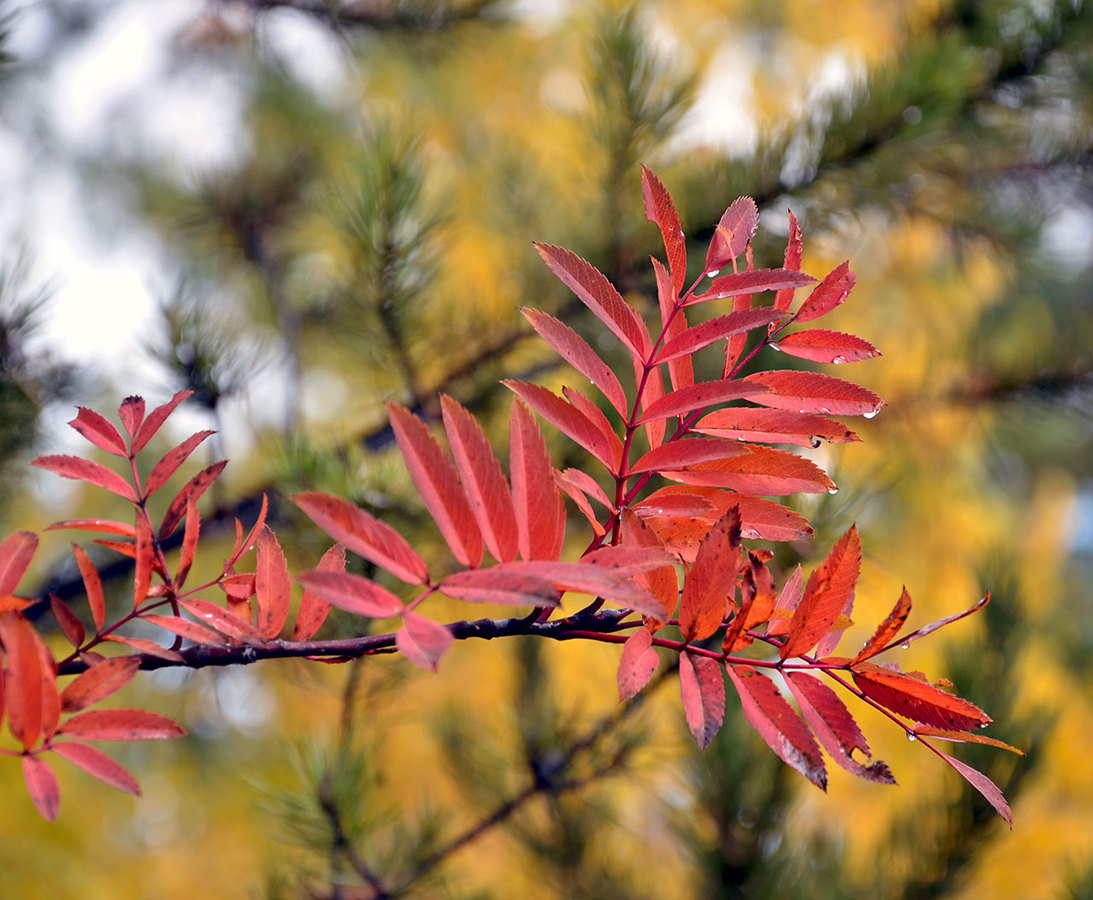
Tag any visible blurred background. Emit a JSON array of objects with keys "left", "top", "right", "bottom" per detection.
[{"left": 1, "top": 0, "right": 1092, "bottom": 896}]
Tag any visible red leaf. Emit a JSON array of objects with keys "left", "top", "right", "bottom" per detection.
[
  {"left": 680, "top": 652, "right": 725, "bottom": 749},
  {"left": 656, "top": 308, "right": 786, "bottom": 364},
  {"left": 732, "top": 496, "right": 813, "bottom": 542},
  {"left": 68, "top": 546, "right": 105, "bottom": 635},
  {"left": 50, "top": 595, "right": 85, "bottom": 649},
  {"left": 653, "top": 257, "right": 694, "bottom": 394},
  {"left": 53, "top": 741, "right": 141, "bottom": 796},
  {"left": 743, "top": 370, "right": 885, "bottom": 418},
  {"left": 765, "top": 565, "right": 803, "bottom": 637},
  {"left": 581, "top": 545, "right": 678, "bottom": 576},
  {"left": 141, "top": 613, "right": 228, "bottom": 647},
  {"left": 559, "top": 468, "right": 611, "bottom": 507},
  {"left": 665, "top": 446, "right": 835, "bottom": 496},
  {"left": 178, "top": 598, "right": 265, "bottom": 645},
  {"left": 133, "top": 513, "right": 154, "bottom": 609},
  {"left": 521, "top": 308, "right": 628, "bottom": 418},
  {"left": 534, "top": 243, "right": 651, "bottom": 360},
  {"left": 100, "top": 635, "right": 184, "bottom": 662},
  {"left": 220, "top": 572, "right": 256, "bottom": 601},
  {"left": 632, "top": 486, "right": 716, "bottom": 517},
  {"left": 396, "top": 612, "right": 453, "bottom": 672},
  {"left": 637, "top": 357, "right": 667, "bottom": 451},
  {"left": 294, "top": 491, "right": 428, "bottom": 585},
  {"left": 69, "top": 407, "right": 127, "bottom": 456},
  {"left": 555, "top": 472, "right": 606, "bottom": 538},
  {"left": 705, "top": 197, "right": 758, "bottom": 273},
  {"left": 45, "top": 518, "right": 137, "bottom": 538},
  {"left": 726, "top": 665, "right": 827, "bottom": 789},
  {"left": 853, "top": 587, "right": 913, "bottom": 663},
  {"left": 509, "top": 400, "right": 565, "bottom": 561},
  {"left": 60, "top": 657, "right": 141, "bottom": 713},
  {"left": 617, "top": 628, "right": 660, "bottom": 701},
  {"left": 637, "top": 379, "right": 766, "bottom": 425},
  {"left": 159, "top": 461, "right": 226, "bottom": 538},
  {"left": 294, "top": 570, "right": 404, "bottom": 619},
  {"left": 144, "top": 430, "right": 215, "bottom": 497},
  {"left": 694, "top": 408, "right": 860, "bottom": 446},
  {"left": 774, "top": 329, "right": 879, "bottom": 364},
  {"left": 228, "top": 493, "right": 269, "bottom": 567},
  {"left": 440, "top": 567, "right": 561, "bottom": 607},
  {"left": 629, "top": 437, "right": 748, "bottom": 475},
  {"left": 255, "top": 526, "right": 291, "bottom": 640},
  {"left": 0, "top": 531, "right": 37, "bottom": 595},
  {"left": 464, "top": 560, "right": 662, "bottom": 616},
  {"left": 781, "top": 526, "right": 861, "bottom": 659},
  {"left": 641, "top": 165, "right": 687, "bottom": 293},
  {"left": 57, "top": 707, "right": 186, "bottom": 741},
  {"left": 934, "top": 750, "right": 1012, "bottom": 826},
  {"left": 38, "top": 640, "right": 60, "bottom": 741},
  {"left": 563, "top": 385, "right": 623, "bottom": 462},
  {"left": 784, "top": 671, "right": 895, "bottom": 784},
  {"left": 0, "top": 611, "right": 44, "bottom": 749},
  {"left": 132, "top": 390, "right": 193, "bottom": 454},
  {"left": 619, "top": 510, "right": 679, "bottom": 621},
  {"left": 772, "top": 211, "right": 803, "bottom": 317},
  {"left": 176, "top": 494, "right": 200, "bottom": 588},
  {"left": 852, "top": 664, "right": 992, "bottom": 731},
  {"left": 680, "top": 506, "right": 741, "bottom": 642},
  {"left": 294, "top": 544, "right": 344, "bottom": 641},
  {"left": 30, "top": 455, "right": 136, "bottom": 502},
  {"left": 795, "top": 260, "right": 855, "bottom": 322},
  {"left": 689, "top": 268, "right": 816, "bottom": 305},
  {"left": 117, "top": 396, "right": 145, "bottom": 438},
  {"left": 22, "top": 755, "right": 60, "bottom": 821},
  {"left": 387, "top": 403, "right": 484, "bottom": 569},
  {"left": 504, "top": 381, "right": 623, "bottom": 472}
]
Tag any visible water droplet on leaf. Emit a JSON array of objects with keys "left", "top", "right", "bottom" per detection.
[
  {"left": 770, "top": 343, "right": 783, "bottom": 352},
  {"left": 901, "top": 642, "right": 910, "bottom": 650},
  {"left": 907, "top": 733, "right": 916, "bottom": 742},
  {"left": 832, "top": 355, "right": 847, "bottom": 364},
  {"left": 827, "top": 486, "right": 839, "bottom": 495},
  {"left": 809, "top": 436, "right": 822, "bottom": 449},
  {"left": 707, "top": 268, "right": 720, "bottom": 278},
  {"left": 863, "top": 409, "right": 878, "bottom": 419}
]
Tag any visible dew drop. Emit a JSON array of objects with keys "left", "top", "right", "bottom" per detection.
[
  {"left": 707, "top": 268, "right": 721, "bottom": 278},
  {"left": 901, "top": 642, "right": 910, "bottom": 650},
  {"left": 819, "top": 407, "right": 831, "bottom": 414},
  {"left": 907, "top": 733, "right": 916, "bottom": 742},
  {"left": 809, "top": 435, "right": 822, "bottom": 449},
  {"left": 770, "top": 343, "right": 783, "bottom": 352},
  {"left": 827, "top": 486, "right": 839, "bottom": 495},
  {"left": 863, "top": 409, "right": 878, "bottom": 419},
  {"left": 832, "top": 355, "right": 847, "bottom": 364}
]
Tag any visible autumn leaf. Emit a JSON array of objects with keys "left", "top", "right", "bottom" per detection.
[
  {"left": 781, "top": 525, "right": 861, "bottom": 659},
  {"left": 852, "top": 664, "right": 991, "bottom": 731},
  {"left": 680, "top": 506, "right": 741, "bottom": 642},
  {"left": 617, "top": 628, "right": 660, "bottom": 702},
  {"left": 680, "top": 652, "right": 725, "bottom": 749}
]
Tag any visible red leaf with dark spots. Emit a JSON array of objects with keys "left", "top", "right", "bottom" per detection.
[
  {"left": 694, "top": 408, "right": 860, "bottom": 446},
  {"left": 617, "top": 628, "right": 660, "bottom": 701},
  {"left": 60, "top": 657, "right": 141, "bottom": 712},
  {"left": 853, "top": 664, "right": 991, "bottom": 731},
  {"left": 30, "top": 455, "right": 136, "bottom": 502},
  {"left": 22, "top": 755, "right": 60, "bottom": 821},
  {"left": 795, "top": 260, "right": 854, "bottom": 322},
  {"left": 118, "top": 396, "right": 145, "bottom": 438},
  {"left": 69, "top": 407, "right": 127, "bottom": 456}
]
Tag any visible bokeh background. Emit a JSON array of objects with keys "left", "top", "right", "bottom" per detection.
[{"left": 1, "top": 0, "right": 1092, "bottom": 897}]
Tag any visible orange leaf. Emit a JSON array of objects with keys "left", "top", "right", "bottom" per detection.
[
  {"left": 440, "top": 568, "right": 561, "bottom": 608},
  {"left": 794, "top": 260, "right": 855, "bottom": 322},
  {"left": 141, "top": 614, "right": 228, "bottom": 647},
  {"left": 664, "top": 446, "right": 835, "bottom": 496},
  {"left": 100, "top": 635, "right": 184, "bottom": 662},
  {"left": 50, "top": 594, "right": 85, "bottom": 649},
  {"left": 853, "top": 587, "right": 913, "bottom": 663},
  {"left": 780, "top": 526, "right": 861, "bottom": 659},
  {"left": 912, "top": 726, "right": 1023, "bottom": 754},
  {"left": 45, "top": 518, "right": 137, "bottom": 538},
  {"left": 680, "top": 506, "right": 741, "bottom": 642},
  {"left": 619, "top": 510, "right": 679, "bottom": 622}
]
